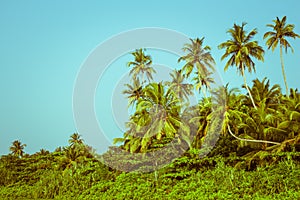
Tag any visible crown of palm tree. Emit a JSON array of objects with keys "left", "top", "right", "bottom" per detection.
[
  {"left": 248, "top": 78, "right": 281, "bottom": 108},
  {"left": 165, "top": 69, "right": 193, "bottom": 102},
  {"left": 178, "top": 37, "right": 215, "bottom": 78},
  {"left": 9, "top": 140, "right": 26, "bottom": 157},
  {"left": 123, "top": 78, "right": 144, "bottom": 107},
  {"left": 36, "top": 148, "right": 50, "bottom": 156},
  {"left": 127, "top": 48, "right": 156, "bottom": 83},
  {"left": 68, "top": 133, "right": 84, "bottom": 146},
  {"left": 193, "top": 71, "right": 215, "bottom": 94},
  {"left": 264, "top": 16, "right": 300, "bottom": 53},
  {"left": 219, "top": 22, "right": 264, "bottom": 74},
  {"left": 120, "top": 82, "right": 189, "bottom": 153}
]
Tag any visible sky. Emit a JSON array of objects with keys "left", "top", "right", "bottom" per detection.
[{"left": 0, "top": 0, "right": 300, "bottom": 155}]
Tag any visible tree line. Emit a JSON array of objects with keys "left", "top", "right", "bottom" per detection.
[{"left": 6, "top": 16, "right": 300, "bottom": 169}]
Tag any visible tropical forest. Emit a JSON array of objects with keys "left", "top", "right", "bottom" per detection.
[{"left": 1, "top": 16, "right": 300, "bottom": 199}]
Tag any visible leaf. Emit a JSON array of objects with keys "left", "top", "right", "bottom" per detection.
[
  {"left": 141, "top": 137, "right": 151, "bottom": 152},
  {"left": 165, "top": 121, "right": 176, "bottom": 137},
  {"left": 290, "top": 111, "right": 300, "bottom": 121},
  {"left": 277, "top": 121, "right": 290, "bottom": 129},
  {"left": 113, "top": 138, "right": 125, "bottom": 144},
  {"left": 131, "top": 138, "right": 141, "bottom": 153}
]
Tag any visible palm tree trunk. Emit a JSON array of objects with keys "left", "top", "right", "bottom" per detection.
[
  {"left": 202, "top": 87, "right": 207, "bottom": 99},
  {"left": 227, "top": 125, "right": 280, "bottom": 145},
  {"left": 241, "top": 66, "right": 257, "bottom": 109},
  {"left": 280, "top": 45, "right": 289, "bottom": 96},
  {"left": 141, "top": 73, "right": 145, "bottom": 86}
]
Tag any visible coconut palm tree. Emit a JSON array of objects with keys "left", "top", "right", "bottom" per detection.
[
  {"left": 212, "top": 84, "right": 280, "bottom": 148},
  {"left": 193, "top": 71, "right": 214, "bottom": 98},
  {"left": 35, "top": 148, "right": 50, "bottom": 156},
  {"left": 247, "top": 77, "right": 281, "bottom": 109},
  {"left": 212, "top": 84, "right": 246, "bottom": 136},
  {"left": 120, "top": 82, "right": 188, "bottom": 153},
  {"left": 127, "top": 48, "right": 156, "bottom": 84},
  {"left": 263, "top": 16, "right": 300, "bottom": 96},
  {"left": 68, "top": 133, "right": 84, "bottom": 146},
  {"left": 188, "top": 98, "right": 212, "bottom": 149},
  {"left": 241, "top": 100, "right": 283, "bottom": 149},
  {"left": 178, "top": 37, "right": 215, "bottom": 78},
  {"left": 178, "top": 37, "right": 216, "bottom": 99},
  {"left": 9, "top": 140, "right": 26, "bottom": 158},
  {"left": 123, "top": 78, "right": 144, "bottom": 108},
  {"left": 218, "top": 22, "right": 265, "bottom": 109},
  {"left": 165, "top": 69, "right": 193, "bottom": 102},
  {"left": 279, "top": 88, "right": 300, "bottom": 138},
  {"left": 59, "top": 145, "right": 85, "bottom": 170}
]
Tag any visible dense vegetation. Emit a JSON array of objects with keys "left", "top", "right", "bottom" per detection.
[
  {"left": 1, "top": 16, "right": 300, "bottom": 199},
  {"left": 1, "top": 148, "right": 300, "bottom": 199}
]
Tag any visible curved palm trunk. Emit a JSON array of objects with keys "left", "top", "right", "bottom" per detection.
[
  {"left": 227, "top": 124, "right": 280, "bottom": 145},
  {"left": 280, "top": 45, "right": 289, "bottom": 96},
  {"left": 241, "top": 66, "right": 257, "bottom": 109}
]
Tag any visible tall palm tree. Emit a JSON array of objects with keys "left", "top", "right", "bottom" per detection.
[
  {"left": 178, "top": 37, "right": 215, "bottom": 78},
  {"left": 9, "top": 140, "right": 26, "bottom": 158},
  {"left": 218, "top": 23, "right": 265, "bottom": 109},
  {"left": 127, "top": 48, "right": 156, "bottom": 84},
  {"left": 263, "top": 16, "right": 300, "bottom": 96},
  {"left": 178, "top": 37, "right": 216, "bottom": 99},
  {"left": 68, "top": 133, "right": 84, "bottom": 146},
  {"left": 165, "top": 69, "right": 193, "bottom": 102}
]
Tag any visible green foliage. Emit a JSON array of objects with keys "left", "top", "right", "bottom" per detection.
[{"left": 2, "top": 154, "right": 299, "bottom": 199}]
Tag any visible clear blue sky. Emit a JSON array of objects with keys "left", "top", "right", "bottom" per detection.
[{"left": 0, "top": 0, "right": 299, "bottom": 155}]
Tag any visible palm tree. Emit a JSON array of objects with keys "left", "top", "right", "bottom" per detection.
[
  {"left": 127, "top": 48, "right": 156, "bottom": 84},
  {"left": 193, "top": 71, "right": 214, "bottom": 98},
  {"left": 212, "top": 84, "right": 280, "bottom": 148},
  {"left": 165, "top": 69, "right": 193, "bottom": 102},
  {"left": 218, "top": 22, "right": 265, "bottom": 109},
  {"left": 9, "top": 140, "right": 26, "bottom": 158},
  {"left": 123, "top": 78, "right": 144, "bottom": 107},
  {"left": 68, "top": 133, "right": 84, "bottom": 146},
  {"left": 139, "top": 82, "right": 182, "bottom": 139},
  {"left": 59, "top": 145, "right": 85, "bottom": 170},
  {"left": 188, "top": 98, "right": 212, "bottom": 149},
  {"left": 178, "top": 37, "right": 215, "bottom": 78},
  {"left": 35, "top": 148, "right": 50, "bottom": 156},
  {"left": 280, "top": 88, "right": 300, "bottom": 139},
  {"left": 263, "top": 16, "right": 300, "bottom": 96},
  {"left": 241, "top": 100, "right": 283, "bottom": 149},
  {"left": 119, "top": 82, "right": 188, "bottom": 153},
  {"left": 247, "top": 77, "right": 281, "bottom": 109},
  {"left": 212, "top": 84, "right": 246, "bottom": 136},
  {"left": 178, "top": 37, "right": 216, "bottom": 99}
]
